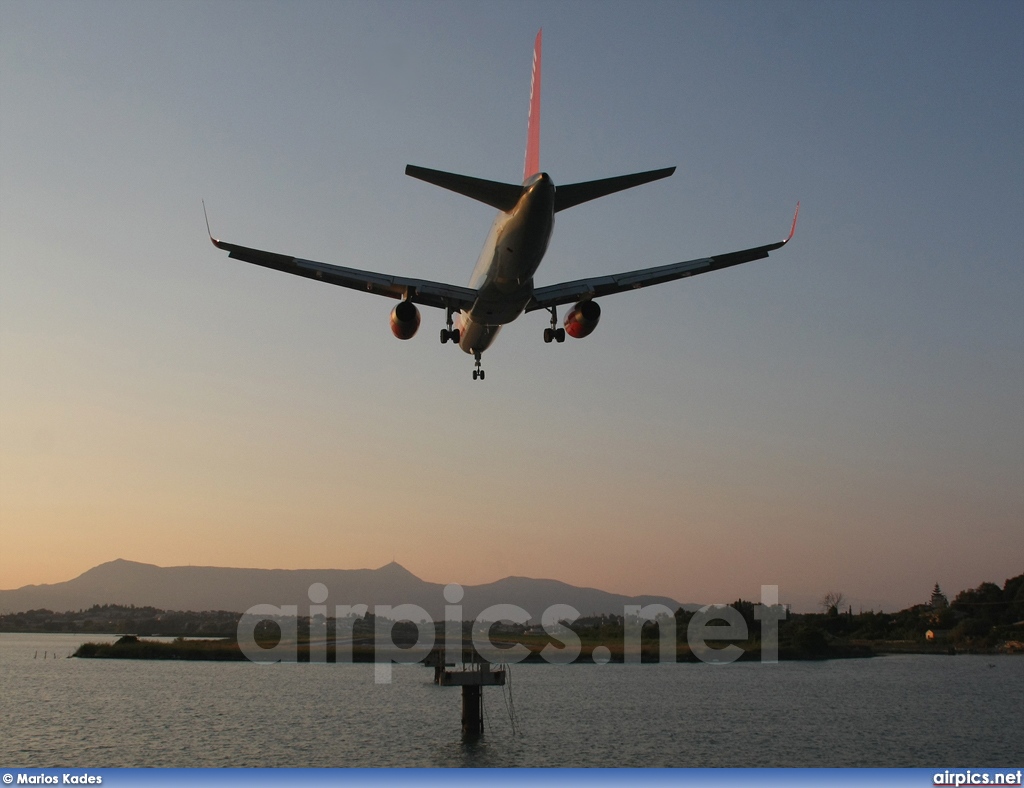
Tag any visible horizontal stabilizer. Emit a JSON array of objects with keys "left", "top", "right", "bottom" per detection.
[
  {"left": 554, "top": 167, "right": 675, "bottom": 213},
  {"left": 405, "top": 165, "right": 522, "bottom": 212}
]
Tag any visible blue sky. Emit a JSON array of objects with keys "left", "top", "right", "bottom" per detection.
[{"left": 1, "top": 1, "right": 1021, "bottom": 611}]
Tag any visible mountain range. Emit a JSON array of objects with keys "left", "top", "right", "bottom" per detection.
[{"left": 0, "top": 559, "right": 691, "bottom": 620}]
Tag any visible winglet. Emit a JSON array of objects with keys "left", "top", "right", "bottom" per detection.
[
  {"left": 523, "top": 29, "right": 542, "bottom": 182},
  {"left": 203, "top": 200, "right": 223, "bottom": 248},
  {"left": 785, "top": 201, "right": 800, "bottom": 244}
]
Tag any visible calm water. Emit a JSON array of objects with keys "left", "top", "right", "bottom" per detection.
[{"left": 1, "top": 633, "right": 1021, "bottom": 767}]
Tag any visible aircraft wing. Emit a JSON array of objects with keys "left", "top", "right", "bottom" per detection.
[
  {"left": 526, "top": 203, "right": 799, "bottom": 312},
  {"left": 207, "top": 228, "right": 478, "bottom": 312}
]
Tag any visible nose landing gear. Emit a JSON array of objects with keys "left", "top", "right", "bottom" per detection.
[{"left": 472, "top": 350, "right": 485, "bottom": 381}]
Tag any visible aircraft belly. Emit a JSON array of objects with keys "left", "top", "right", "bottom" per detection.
[
  {"left": 458, "top": 316, "right": 502, "bottom": 354},
  {"left": 467, "top": 294, "right": 529, "bottom": 324}
]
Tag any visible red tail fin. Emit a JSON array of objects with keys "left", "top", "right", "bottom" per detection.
[{"left": 523, "top": 29, "right": 542, "bottom": 182}]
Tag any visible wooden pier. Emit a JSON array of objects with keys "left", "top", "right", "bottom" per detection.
[{"left": 425, "top": 649, "right": 506, "bottom": 736}]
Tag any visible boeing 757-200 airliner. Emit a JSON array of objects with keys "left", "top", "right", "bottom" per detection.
[{"left": 207, "top": 30, "right": 798, "bottom": 380}]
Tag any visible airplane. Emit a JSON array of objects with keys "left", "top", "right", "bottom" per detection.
[{"left": 207, "top": 30, "right": 798, "bottom": 381}]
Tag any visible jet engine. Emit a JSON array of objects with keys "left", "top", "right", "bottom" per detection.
[
  {"left": 563, "top": 300, "right": 601, "bottom": 339},
  {"left": 389, "top": 300, "right": 420, "bottom": 340}
]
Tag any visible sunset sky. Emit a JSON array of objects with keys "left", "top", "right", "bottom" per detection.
[{"left": 1, "top": 1, "right": 1021, "bottom": 612}]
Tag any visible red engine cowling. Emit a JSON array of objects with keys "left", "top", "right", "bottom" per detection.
[
  {"left": 563, "top": 300, "right": 601, "bottom": 339},
  {"left": 389, "top": 300, "right": 420, "bottom": 340}
]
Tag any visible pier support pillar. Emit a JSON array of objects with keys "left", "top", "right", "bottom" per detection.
[{"left": 461, "top": 685, "right": 483, "bottom": 736}]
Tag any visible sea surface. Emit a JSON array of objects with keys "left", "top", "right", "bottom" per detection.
[{"left": 1, "top": 633, "right": 1021, "bottom": 767}]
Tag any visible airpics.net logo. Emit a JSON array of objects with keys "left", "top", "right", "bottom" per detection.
[
  {"left": 235, "top": 582, "right": 789, "bottom": 683},
  {"left": 934, "top": 771, "right": 1023, "bottom": 786}
]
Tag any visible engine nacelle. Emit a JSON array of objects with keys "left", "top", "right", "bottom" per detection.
[
  {"left": 389, "top": 300, "right": 420, "bottom": 340},
  {"left": 563, "top": 300, "right": 601, "bottom": 339}
]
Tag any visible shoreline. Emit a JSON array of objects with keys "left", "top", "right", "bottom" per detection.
[{"left": 71, "top": 635, "right": 879, "bottom": 662}]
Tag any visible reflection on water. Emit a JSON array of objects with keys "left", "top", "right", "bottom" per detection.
[{"left": 1, "top": 633, "right": 1022, "bottom": 767}]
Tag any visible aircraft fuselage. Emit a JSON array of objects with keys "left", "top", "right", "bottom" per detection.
[{"left": 459, "top": 172, "right": 555, "bottom": 354}]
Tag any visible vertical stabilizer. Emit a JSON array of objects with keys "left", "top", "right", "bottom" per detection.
[{"left": 524, "top": 29, "right": 542, "bottom": 183}]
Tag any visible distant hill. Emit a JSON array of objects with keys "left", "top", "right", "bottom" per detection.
[{"left": 0, "top": 559, "right": 692, "bottom": 620}]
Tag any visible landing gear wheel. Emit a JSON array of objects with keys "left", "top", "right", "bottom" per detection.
[
  {"left": 472, "top": 369, "right": 479, "bottom": 380},
  {"left": 442, "top": 307, "right": 459, "bottom": 346},
  {"left": 546, "top": 306, "right": 561, "bottom": 344},
  {"left": 479, "top": 370, "right": 485, "bottom": 380}
]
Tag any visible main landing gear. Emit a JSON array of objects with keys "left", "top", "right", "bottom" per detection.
[
  {"left": 543, "top": 306, "right": 565, "bottom": 344},
  {"left": 472, "top": 351, "right": 485, "bottom": 381},
  {"left": 440, "top": 307, "right": 461, "bottom": 345}
]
